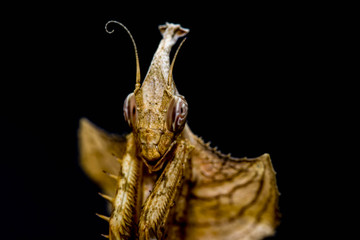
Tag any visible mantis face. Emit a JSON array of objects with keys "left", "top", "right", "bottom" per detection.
[
  {"left": 118, "top": 22, "right": 189, "bottom": 172},
  {"left": 123, "top": 89, "right": 188, "bottom": 171}
]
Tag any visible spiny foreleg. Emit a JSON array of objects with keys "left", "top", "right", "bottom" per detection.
[
  {"left": 139, "top": 140, "right": 193, "bottom": 240},
  {"left": 109, "top": 134, "right": 143, "bottom": 240}
]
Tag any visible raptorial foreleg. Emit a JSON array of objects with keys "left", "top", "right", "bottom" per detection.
[
  {"left": 139, "top": 140, "right": 193, "bottom": 240},
  {"left": 109, "top": 134, "right": 143, "bottom": 240}
]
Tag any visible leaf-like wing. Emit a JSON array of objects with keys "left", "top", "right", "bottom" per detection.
[
  {"left": 78, "top": 118, "right": 127, "bottom": 198},
  {"left": 185, "top": 135, "right": 280, "bottom": 240}
]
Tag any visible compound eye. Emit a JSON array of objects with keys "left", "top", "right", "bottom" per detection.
[
  {"left": 166, "top": 95, "right": 188, "bottom": 132},
  {"left": 123, "top": 93, "right": 137, "bottom": 128}
]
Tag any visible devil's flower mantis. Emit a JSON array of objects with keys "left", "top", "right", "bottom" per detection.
[{"left": 79, "top": 21, "right": 280, "bottom": 240}]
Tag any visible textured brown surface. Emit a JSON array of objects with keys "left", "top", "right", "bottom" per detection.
[
  {"left": 79, "top": 22, "right": 280, "bottom": 240},
  {"left": 78, "top": 118, "right": 125, "bottom": 198}
]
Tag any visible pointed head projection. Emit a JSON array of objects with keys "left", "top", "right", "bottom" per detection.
[{"left": 106, "top": 21, "right": 189, "bottom": 172}]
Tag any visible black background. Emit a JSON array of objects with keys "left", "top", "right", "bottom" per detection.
[{"left": 1, "top": 2, "right": 346, "bottom": 239}]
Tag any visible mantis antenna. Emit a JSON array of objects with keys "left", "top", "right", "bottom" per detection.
[
  {"left": 167, "top": 37, "right": 187, "bottom": 90},
  {"left": 105, "top": 21, "right": 141, "bottom": 90}
]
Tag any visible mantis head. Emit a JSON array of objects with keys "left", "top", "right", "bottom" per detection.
[{"left": 106, "top": 21, "right": 189, "bottom": 172}]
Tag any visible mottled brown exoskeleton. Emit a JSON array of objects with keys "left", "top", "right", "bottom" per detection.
[{"left": 79, "top": 21, "right": 280, "bottom": 240}]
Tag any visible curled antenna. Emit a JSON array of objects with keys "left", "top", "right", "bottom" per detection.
[
  {"left": 105, "top": 21, "right": 141, "bottom": 90},
  {"left": 167, "top": 37, "right": 187, "bottom": 90}
]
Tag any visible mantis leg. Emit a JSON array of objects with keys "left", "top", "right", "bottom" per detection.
[
  {"left": 139, "top": 140, "right": 193, "bottom": 240},
  {"left": 109, "top": 134, "right": 143, "bottom": 240}
]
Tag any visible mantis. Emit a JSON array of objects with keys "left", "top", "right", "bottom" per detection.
[{"left": 79, "top": 21, "right": 280, "bottom": 240}]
